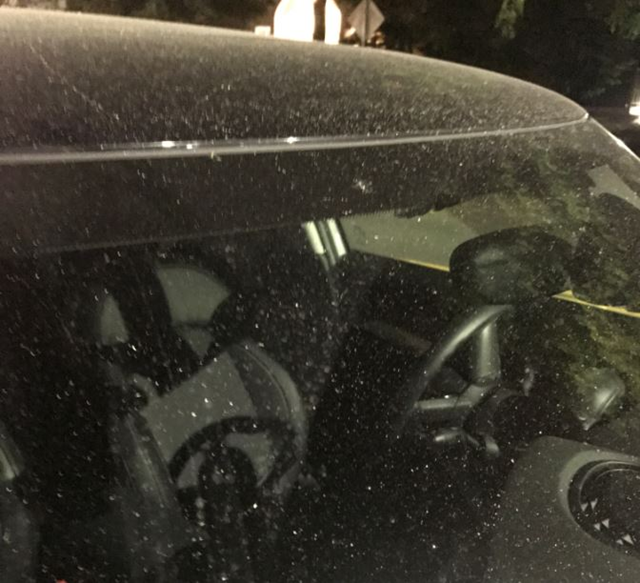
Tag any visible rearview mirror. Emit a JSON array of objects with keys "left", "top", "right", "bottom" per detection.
[{"left": 450, "top": 227, "right": 571, "bottom": 305}]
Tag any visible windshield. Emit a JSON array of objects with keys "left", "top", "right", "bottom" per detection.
[{"left": 3, "top": 118, "right": 640, "bottom": 582}]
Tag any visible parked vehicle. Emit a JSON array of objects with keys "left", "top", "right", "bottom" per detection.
[{"left": 2, "top": 8, "right": 640, "bottom": 583}]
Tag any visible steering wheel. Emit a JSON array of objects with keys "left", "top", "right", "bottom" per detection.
[
  {"left": 170, "top": 416, "right": 299, "bottom": 536},
  {"left": 169, "top": 417, "right": 299, "bottom": 576},
  {"left": 169, "top": 416, "right": 298, "bottom": 490},
  {"left": 385, "top": 304, "right": 512, "bottom": 440}
]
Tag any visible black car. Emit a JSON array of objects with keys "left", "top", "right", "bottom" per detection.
[{"left": 3, "top": 8, "right": 640, "bottom": 583}]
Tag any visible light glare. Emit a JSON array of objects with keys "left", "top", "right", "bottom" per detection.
[
  {"left": 274, "top": 0, "right": 315, "bottom": 42},
  {"left": 325, "top": 0, "right": 342, "bottom": 45}
]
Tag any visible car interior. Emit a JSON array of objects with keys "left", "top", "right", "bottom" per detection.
[{"left": 1, "top": 206, "right": 640, "bottom": 583}]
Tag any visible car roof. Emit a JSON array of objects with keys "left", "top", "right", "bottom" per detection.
[
  {"left": 0, "top": 8, "right": 594, "bottom": 257},
  {"left": 1, "top": 8, "right": 586, "bottom": 157}
]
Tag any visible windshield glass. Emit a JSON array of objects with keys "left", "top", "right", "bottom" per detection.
[
  {"left": 339, "top": 122, "right": 640, "bottom": 440},
  {"left": 3, "top": 118, "right": 640, "bottom": 582}
]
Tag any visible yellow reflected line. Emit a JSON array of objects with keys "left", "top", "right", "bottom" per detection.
[
  {"left": 401, "top": 258, "right": 451, "bottom": 273},
  {"left": 555, "top": 291, "right": 640, "bottom": 319},
  {"left": 400, "top": 257, "right": 640, "bottom": 320}
]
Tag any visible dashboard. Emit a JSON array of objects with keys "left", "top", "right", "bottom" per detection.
[{"left": 486, "top": 437, "right": 640, "bottom": 582}]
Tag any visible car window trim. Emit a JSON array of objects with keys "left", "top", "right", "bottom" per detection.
[{"left": 0, "top": 116, "right": 588, "bottom": 167}]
